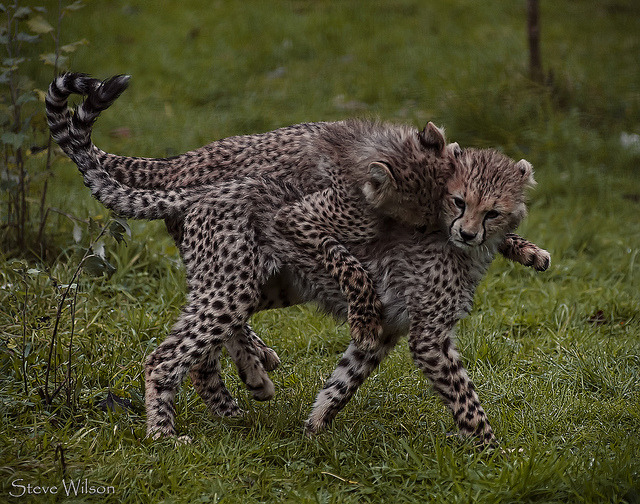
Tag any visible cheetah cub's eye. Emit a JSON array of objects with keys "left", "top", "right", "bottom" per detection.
[
  {"left": 485, "top": 210, "right": 500, "bottom": 220},
  {"left": 453, "top": 197, "right": 465, "bottom": 210}
]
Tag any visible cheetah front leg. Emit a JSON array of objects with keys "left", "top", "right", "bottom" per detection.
[
  {"left": 408, "top": 321, "right": 495, "bottom": 444},
  {"left": 275, "top": 188, "right": 384, "bottom": 351},
  {"left": 305, "top": 332, "right": 402, "bottom": 435},
  {"left": 498, "top": 233, "right": 551, "bottom": 271}
]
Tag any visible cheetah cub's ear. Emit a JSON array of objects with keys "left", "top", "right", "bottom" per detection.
[
  {"left": 515, "top": 158, "right": 537, "bottom": 189},
  {"left": 368, "top": 161, "right": 397, "bottom": 189},
  {"left": 447, "top": 142, "right": 462, "bottom": 158},
  {"left": 363, "top": 161, "right": 397, "bottom": 208},
  {"left": 418, "top": 122, "right": 446, "bottom": 155}
]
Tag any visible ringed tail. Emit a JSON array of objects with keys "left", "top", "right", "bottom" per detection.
[
  {"left": 46, "top": 73, "right": 130, "bottom": 165},
  {"left": 45, "top": 73, "right": 196, "bottom": 220}
]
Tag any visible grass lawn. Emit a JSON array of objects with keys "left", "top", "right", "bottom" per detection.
[{"left": 1, "top": 0, "right": 640, "bottom": 502}]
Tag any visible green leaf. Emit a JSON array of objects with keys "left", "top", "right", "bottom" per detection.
[
  {"left": 40, "top": 53, "right": 68, "bottom": 68},
  {"left": 61, "top": 38, "right": 89, "bottom": 53},
  {"left": 23, "top": 340, "right": 32, "bottom": 358},
  {"left": 63, "top": 1, "right": 85, "bottom": 12},
  {"left": 109, "top": 218, "right": 131, "bottom": 243},
  {"left": 16, "top": 92, "right": 36, "bottom": 106},
  {"left": 1, "top": 132, "right": 26, "bottom": 149},
  {"left": 72, "top": 222, "right": 83, "bottom": 243},
  {"left": 9, "top": 259, "right": 28, "bottom": 272},
  {"left": 27, "top": 15, "right": 54, "bottom": 34},
  {"left": 16, "top": 32, "right": 40, "bottom": 43},
  {"left": 0, "top": 171, "right": 19, "bottom": 191},
  {"left": 88, "top": 217, "right": 100, "bottom": 236},
  {"left": 82, "top": 254, "right": 116, "bottom": 277},
  {"left": 2, "top": 57, "right": 26, "bottom": 69},
  {"left": 13, "top": 7, "right": 32, "bottom": 20},
  {"left": 26, "top": 268, "right": 47, "bottom": 278}
]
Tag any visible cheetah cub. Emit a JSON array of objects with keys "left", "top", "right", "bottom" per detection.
[{"left": 281, "top": 148, "right": 547, "bottom": 441}]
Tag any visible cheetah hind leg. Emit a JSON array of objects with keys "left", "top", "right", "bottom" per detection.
[
  {"left": 145, "top": 311, "right": 242, "bottom": 439},
  {"left": 189, "top": 346, "right": 245, "bottom": 418},
  {"left": 224, "top": 324, "right": 278, "bottom": 401}
]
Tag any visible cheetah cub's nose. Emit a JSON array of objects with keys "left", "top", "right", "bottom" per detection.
[{"left": 460, "top": 230, "right": 477, "bottom": 242}]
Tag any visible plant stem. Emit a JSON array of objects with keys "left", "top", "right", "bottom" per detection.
[
  {"left": 43, "top": 220, "right": 112, "bottom": 404},
  {"left": 22, "top": 278, "right": 29, "bottom": 395},
  {"left": 38, "top": 0, "right": 65, "bottom": 253},
  {"left": 66, "top": 285, "right": 79, "bottom": 409},
  {"left": 527, "top": 0, "right": 543, "bottom": 83}
]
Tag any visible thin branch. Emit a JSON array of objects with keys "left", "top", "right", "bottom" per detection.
[
  {"left": 66, "top": 283, "right": 79, "bottom": 409},
  {"left": 37, "top": 0, "right": 65, "bottom": 250},
  {"left": 527, "top": 0, "right": 543, "bottom": 83}
]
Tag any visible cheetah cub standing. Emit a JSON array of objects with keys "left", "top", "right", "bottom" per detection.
[
  {"left": 46, "top": 73, "right": 550, "bottom": 441},
  {"left": 272, "top": 148, "right": 547, "bottom": 440},
  {"left": 47, "top": 74, "right": 459, "bottom": 351}
]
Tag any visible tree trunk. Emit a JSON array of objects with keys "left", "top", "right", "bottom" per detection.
[{"left": 527, "top": 0, "right": 543, "bottom": 83}]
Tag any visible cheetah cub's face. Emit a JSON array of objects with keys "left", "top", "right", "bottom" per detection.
[{"left": 442, "top": 148, "right": 535, "bottom": 251}]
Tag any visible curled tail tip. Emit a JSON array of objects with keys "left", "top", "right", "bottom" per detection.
[
  {"left": 103, "top": 74, "right": 131, "bottom": 95},
  {"left": 48, "top": 72, "right": 130, "bottom": 98},
  {"left": 94, "top": 74, "right": 131, "bottom": 109}
]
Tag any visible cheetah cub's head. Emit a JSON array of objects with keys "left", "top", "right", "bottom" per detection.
[
  {"left": 363, "top": 122, "right": 459, "bottom": 227},
  {"left": 441, "top": 148, "right": 536, "bottom": 252}
]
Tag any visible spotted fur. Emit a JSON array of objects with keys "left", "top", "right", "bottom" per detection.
[{"left": 299, "top": 148, "right": 543, "bottom": 440}]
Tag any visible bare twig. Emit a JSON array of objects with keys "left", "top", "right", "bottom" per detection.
[
  {"left": 22, "top": 278, "right": 29, "bottom": 395},
  {"left": 66, "top": 283, "right": 79, "bottom": 409},
  {"left": 37, "top": 0, "right": 65, "bottom": 251}
]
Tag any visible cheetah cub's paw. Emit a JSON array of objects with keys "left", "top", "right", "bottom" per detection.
[
  {"left": 257, "top": 344, "right": 281, "bottom": 372},
  {"left": 174, "top": 435, "right": 193, "bottom": 446},
  {"left": 499, "top": 234, "right": 551, "bottom": 272},
  {"left": 528, "top": 247, "right": 551, "bottom": 271},
  {"left": 247, "top": 375, "right": 276, "bottom": 402}
]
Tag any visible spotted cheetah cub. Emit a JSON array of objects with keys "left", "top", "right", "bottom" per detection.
[{"left": 281, "top": 148, "right": 546, "bottom": 441}]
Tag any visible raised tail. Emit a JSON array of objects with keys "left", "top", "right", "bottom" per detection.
[
  {"left": 46, "top": 73, "right": 198, "bottom": 220},
  {"left": 46, "top": 73, "right": 130, "bottom": 165}
]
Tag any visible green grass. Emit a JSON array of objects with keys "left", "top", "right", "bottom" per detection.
[{"left": 2, "top": 0, "right": 640, "bottom": 502}]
